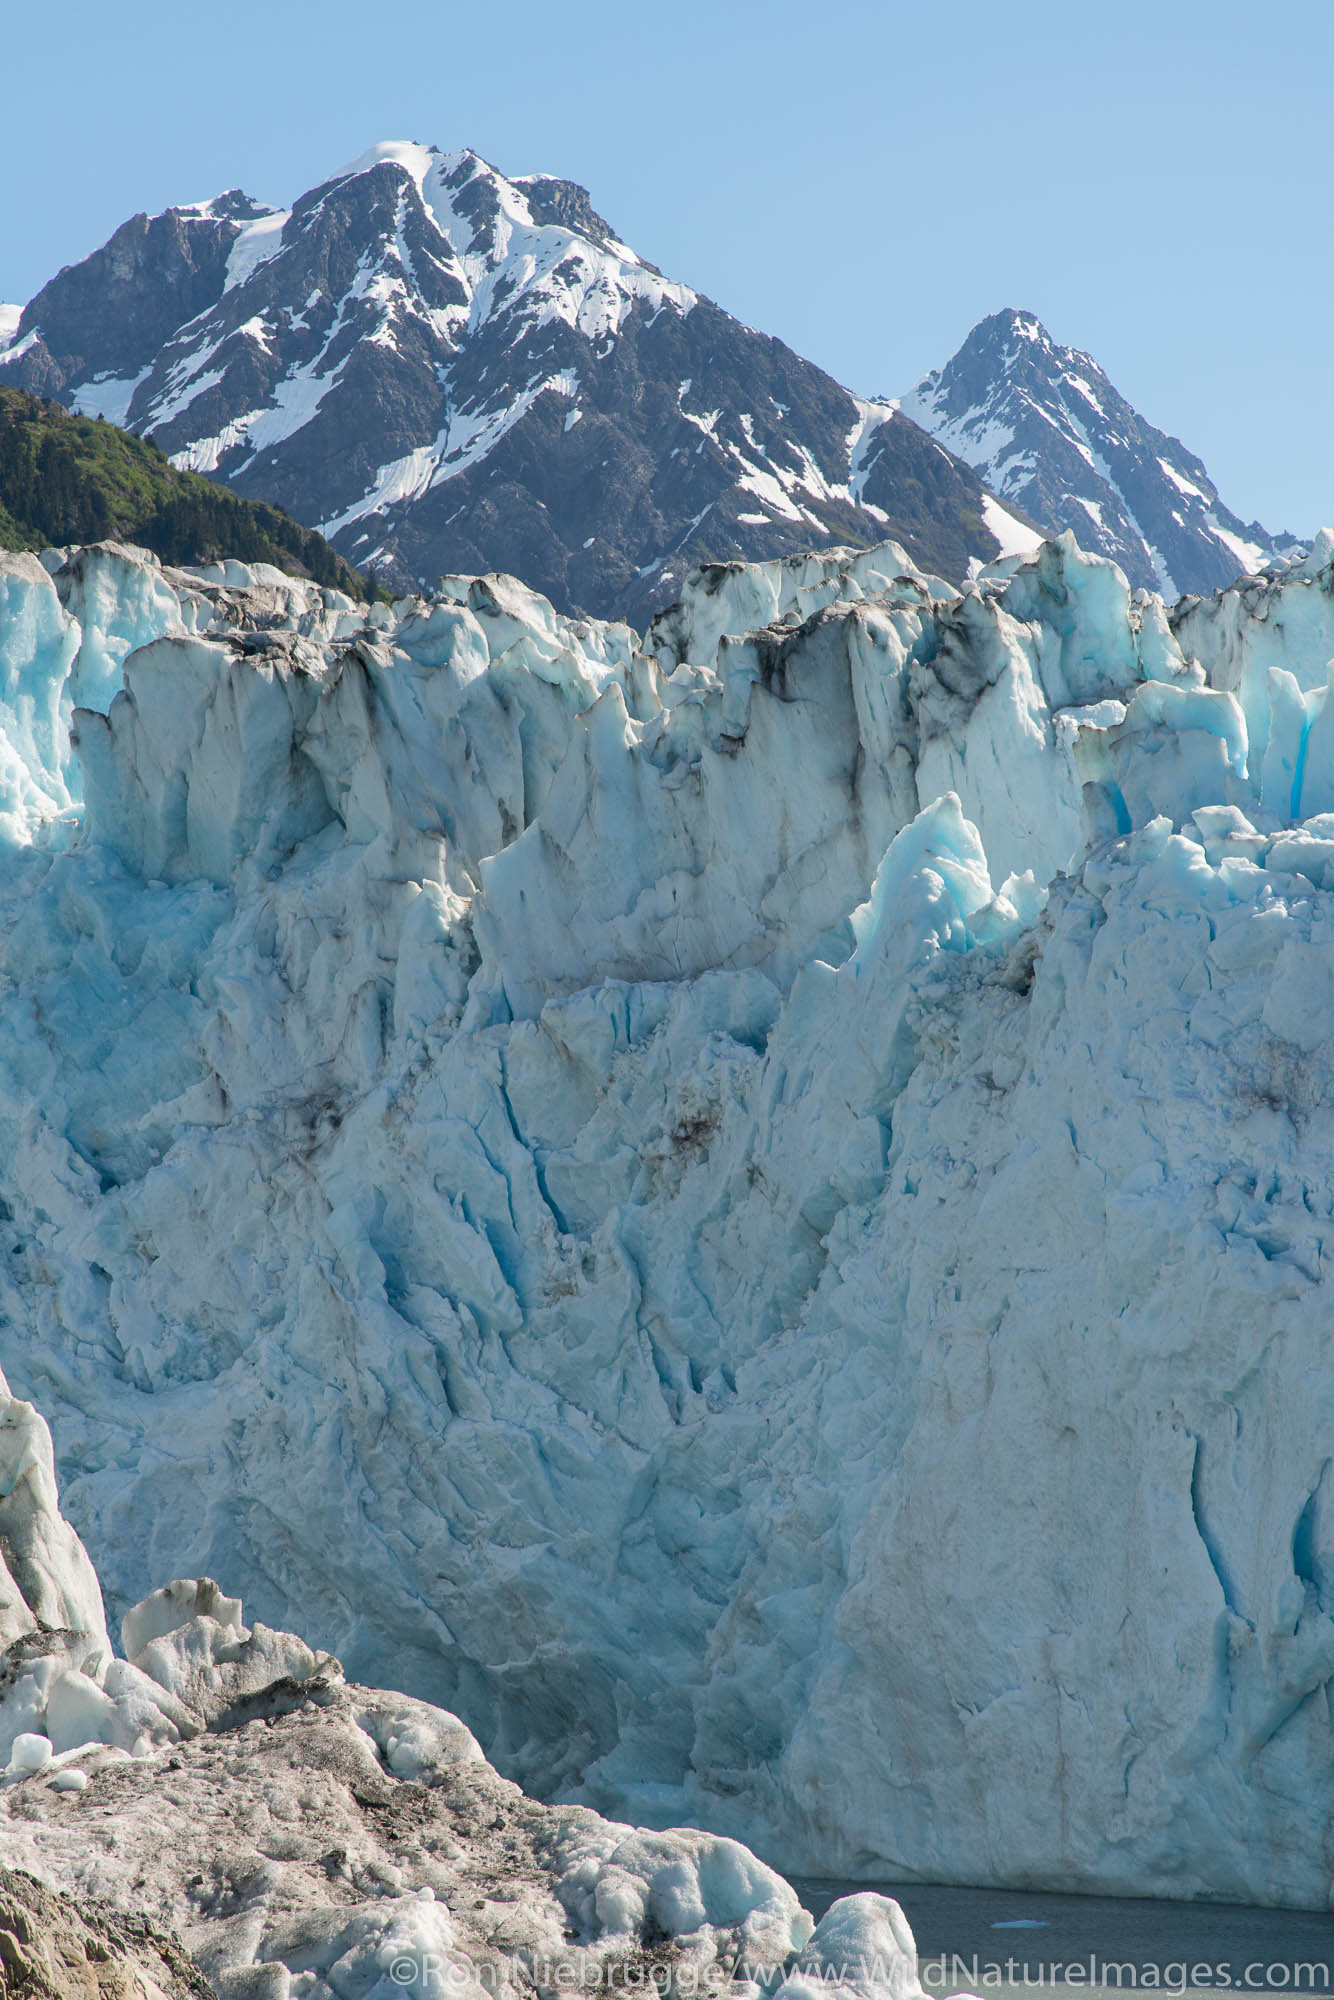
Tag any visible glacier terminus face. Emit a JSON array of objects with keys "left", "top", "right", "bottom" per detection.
[
  {"left": 0, "top": 1360, "right": 913, "bottom": 2000},
  {"left": 2, "top": 528, "right": 1334, "bottom": 1907}
]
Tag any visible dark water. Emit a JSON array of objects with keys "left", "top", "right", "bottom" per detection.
[{"left": 786, "top": 1879, "right": 1334, "bottom": 1994}]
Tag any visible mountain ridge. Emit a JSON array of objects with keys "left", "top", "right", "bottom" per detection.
[
  {"left": 0, "top": 142, "right": 1041, "bottom": 621},
  {"left": 901, "top": 307, "right": 1298, "bottom": 597},
  {"left": 2, "top": 160, "right": 1293, "bottom": 617}
]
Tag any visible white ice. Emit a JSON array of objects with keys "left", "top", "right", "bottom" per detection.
[{"left": 4, "top": 528, "right": 1334, "bottom": 1908}]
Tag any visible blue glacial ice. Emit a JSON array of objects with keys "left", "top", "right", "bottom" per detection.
[{"left": 3, "top": 529, "right": 1334, "bottom": 1906}]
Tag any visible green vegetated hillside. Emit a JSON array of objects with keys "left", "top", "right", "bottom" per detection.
[{"left": 0, "top": 388, "right": 372, "bottom": 597}]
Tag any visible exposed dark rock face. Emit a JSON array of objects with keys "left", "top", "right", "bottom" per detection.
[
  {"left": 0, "top": 1866, "right": 215, "bottom": 2000},
  {"left": 902, "top": 307, "right": 1298, "bottom": 597},
  {"left": 6, "top": 198, "right": 268, "bottom": 396},
  {"left": 1, "top": 145, "right": 1035, "bottom": 622}
]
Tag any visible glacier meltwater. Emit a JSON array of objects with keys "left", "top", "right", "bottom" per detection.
[{"left": 2, "top": 532, "right": 1334, "bottom": 1907}]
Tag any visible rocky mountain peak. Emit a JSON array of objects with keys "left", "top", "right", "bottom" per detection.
[
  {"left": 0, "top": 141, "right": 1038, "bottom": 621},
  {"left": 902, "top": 306, "right": 1297, "bottom": 597}
]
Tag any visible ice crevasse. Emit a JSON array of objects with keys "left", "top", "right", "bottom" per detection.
[{"left": 2, "top": 529, "right": 1334, "bottom": 1905}]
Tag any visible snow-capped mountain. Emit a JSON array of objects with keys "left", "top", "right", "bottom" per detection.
[
  {"left": 0, "top": 144, "right": 1038, "bottom": 620},
  {"left": 902, "top": 309, "right": 1295, "bottom": 597}
]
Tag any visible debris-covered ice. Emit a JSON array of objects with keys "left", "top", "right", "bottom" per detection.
[{"left": 0, "top": 1365, "right": 929, "bottom": 2000}]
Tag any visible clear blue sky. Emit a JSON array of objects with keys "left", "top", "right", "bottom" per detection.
[{"left": 4, "top": 0, "right": 1330, "bottom": 532}]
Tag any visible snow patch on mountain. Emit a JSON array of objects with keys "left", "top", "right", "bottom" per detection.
[
  {"left": 0, "top": 327, "right": 40, "bottom": 369},
  {"left": 222, "top": 205, "right": 289, "bottom": 289},
  {"left": 846, "top": 400, "right": 896, "bottom": 505},
  {"left": 69, "top": 365, "right": 153, "bottom": 425},
  {"left": 978, "top": 493, "right": 1043, "bottom": 562},
  {"left": 317, "top": 370, "right": 585, "bottom": 542}
]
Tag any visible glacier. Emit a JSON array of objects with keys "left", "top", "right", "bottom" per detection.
[
  {"left": 2, "top": 527, "right": 1334, "bottom": 1907},
  {"left": 0, "top": 1361, "right": 930, "bottom": 2000}
]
